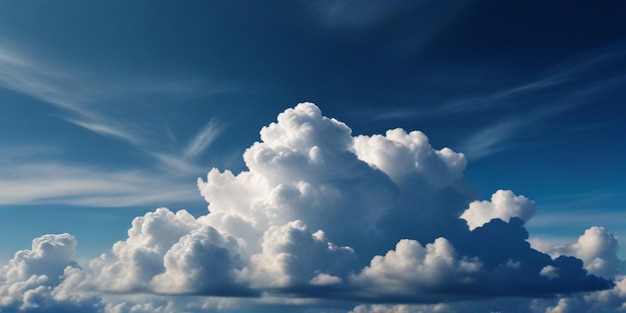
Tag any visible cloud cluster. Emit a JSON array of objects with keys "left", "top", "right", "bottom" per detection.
[
  {"left": 0, "top": 103, "right": 621, "bottom": 312},
  {"left": 0, "top": 234, "right": 101, "bottom": 312}
]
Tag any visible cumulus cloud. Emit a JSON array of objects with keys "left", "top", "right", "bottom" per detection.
[
  {"left": 93, "top": 208, "right": 202, "bottom": 292},
  {"left": 570, "top": 227, "right": 620, "bottom": 279},
  {"left": 350, "top": 238, "right": 481, "bottom": 301},
  {"left": 0, "top": 234, "right": 101, "bottom": 312},
  {"left": 198, "top": 103, "right": 399, "bottom": 258},
  {"left": 460, "top": 189, "right": 536, "bottom": 230},
  {"left": 197, "top": 103, "right": 610, "bottom": 300},
  {"left": 534, "top": 226, "right": 620, "bottom": 279},
  {"left": 353, "top": 128, "right": 466, "bottom": 190},
  {"left": 0, "top": 103, "right": 617, "bottom": 312},
  {"left": 518, "top": 227, "right": 625, "bottom": 313},
  {"left": 0, "top": 234, "right": 77, "bottom": 286},
  {"left": 151, "top": 225, "right": 245, "bottom": 295},
  {"left": 235, "top": 220, "right": 355, "bottom": 289}
]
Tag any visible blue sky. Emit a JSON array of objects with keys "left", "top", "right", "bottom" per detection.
[{"left": 1, "top": 1, "right": 626, "bottom": 312}]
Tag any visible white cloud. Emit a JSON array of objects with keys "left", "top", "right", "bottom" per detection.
[
  {"left": 583, "top": 275, "right": 626, "bottom": 310},
  {"left": 198, "top": 103, "right": 400, "bottom": 256},
  {"left": 0, "top": 103, "right": 617, "bottom": 312},
  {"left": 0, "top": 233, "right": 102, "bottom": 312},
  {"left": 151, "top": 225, "right": 244, "bottom": 295},
  {"left": 521, "top": 227, "right": 625, "bottom": 313},
  {"left": 544, "top": 298, "right": 583, "bottom": 313},
  {"left": 353, "top": 128, "right": 466, "bottom": 190},
  {"left": 350, "top": 238, "right": 481, "bottom": 299},
  {"left": 235, "top": 220, "right": 354, "bottom": 289},
  {"left": 309, "top": 273, "right": 342, "bottom": 286},
  {"left": 540, "top": 265, "right": 559, "bottom": 279},
  {"left": 460, "top": 190, "right": 536, "bottom": 230},
  {"left": 0, "top": 233, "right": 77, "bottom": 286},
  {"left": 350, "top": 303, "right": 453, "bottom": 313},
  {"left": 573, "top": 227, "right": 620, "bottom": 279},
  {"left": 93, "top": 208, "right": 201, "bottom": 292},
  {"left": 533, "top": 226, "right": 620, "bottom": 279}
]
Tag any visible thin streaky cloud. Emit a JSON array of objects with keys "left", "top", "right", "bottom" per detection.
[
  {"left": 0, "top": 39, "right": 226, "bottom": 178},
  {"left": 368, "top": 75, "right": 560, "bottom": 121},
  {"left": 0, "top": 161, "right": 199, "bottom": 208},
  {"left": 540, "top": 39, "right": 626, "bottom": 83},
  {"left": 62, "top": 117, "right": 143, "bottom": 146},
  {"left": 150, "top": 152, "right": 206, "bottom": 177},
  {"left": 0, "top": 47, "right": 84, "bottom": 110},
  {"left": 0, "top": 41, "right": 142, "bottom": 146},
  {"left": 436, "top": 76, "right": 564, "bottom": 116},
  {"left": 438, "top": 40, "right": 626, "bottom": 116},
  {"left": 458, "top": 120, "right": 523, "bottom": 160},
  {"left": 183, "top": 119, "right": 224, "bottom": 160},
  {"left": 311, "top": 0, "right": 416, "bottom": 28},
  {"left": 537, "top": 190, "right": 623, "bottom": 202},
  {"left": 459, "top": 74, "right": 625, "bottom": 160},
  {"left": 370, "top": 40, "right": 626, "bottom": 121},
  {"left": 458, "top": 101, "right": 565, "bottom": 160},
  {"left": 528, "top": 212, "right": 626, "bottom": 228}
]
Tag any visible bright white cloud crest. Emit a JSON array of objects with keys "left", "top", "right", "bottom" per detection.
[
  {"left": 460, "top": 189, "right": 536, "bottom": 230},
  {"left": 0, "top": 103, "right": 622, "bottom": 312},
  {"left": 535, "top": 226, "right": 620, "bottom": 280}
]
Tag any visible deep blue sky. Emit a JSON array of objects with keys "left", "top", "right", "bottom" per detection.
[
  {"left": 0, "top": 0, "right": 625, "bottom": 282},
  {"left": 0, "top": 1, "right": 626, "bottom": 257}
]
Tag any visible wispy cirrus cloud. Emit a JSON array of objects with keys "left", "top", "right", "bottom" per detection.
[
  {"left": 0, "top": 144, "right": 201, "bottom": 207},
  {"left": 0, "top": 39, "right": 146, "bottom": 146},
  {"left": 458, "top": 73, "right": 626, "bottom": 160},
  {"left": 0, "top": 38, "right": 228, "bottom": 206},
  {"left": 63, "top": 116, "right": 144, "bottom": 146},
  {"left": 369, "top": 39, "right": 626, "bottom": 123},
  {"left": 183, "top": 119, "right": 224, "bottom": 160},
  {"left": 310, "top": 0, "right": 420, "bottom": 28},
  {"left": 0, "top": 159, "right": 200, "bottom": 208},
  {"left": 526, "top": 191, "right": 626, "bottom": 231},
  {"left": 439, "top": 41, "right": 626, "bottom": 116}
]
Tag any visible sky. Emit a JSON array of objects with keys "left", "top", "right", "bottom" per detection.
[{"left": 0, "top": 0, "right": 625, "bottom": 312}]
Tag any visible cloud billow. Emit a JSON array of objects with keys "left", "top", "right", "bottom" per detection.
[
  {"left": 195, "top": 103, "right": 611, "bottom": 298},
  {"left": 0, "top": 103, "right": 618, "bottom": 312}
]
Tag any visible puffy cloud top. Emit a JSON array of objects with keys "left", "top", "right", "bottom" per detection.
[
  {"left": 1, "top": 233, "right": 77, "bottom": 286},
  {"left": 95, "top": 208, "right": 202, "bottom": 292},
  {"left": 351, "top": 237, "right": 481, "bottom": 300},
  {"left": 536, "top": 226, "right": 620, "bottom": 280},
  {"left": 0, "top": 233, "right": 97, "bottom": 312},
  {"left": 353, "top": 128, "right": 466, "bottom": 190},
  {"left": 460, "top": 189, "right": 536, "bottom": 230}
]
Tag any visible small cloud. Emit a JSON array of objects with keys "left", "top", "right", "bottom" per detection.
[
  {"left": 183, "top": 119, "right": 224, "bottom": 160},
  {"left": 460, "top": 190, "right": 536, "bottom": 230}
]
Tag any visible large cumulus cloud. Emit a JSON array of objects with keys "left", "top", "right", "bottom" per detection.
[{"left": 0, "top": 103, "right": 619, "bottom": 312}]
